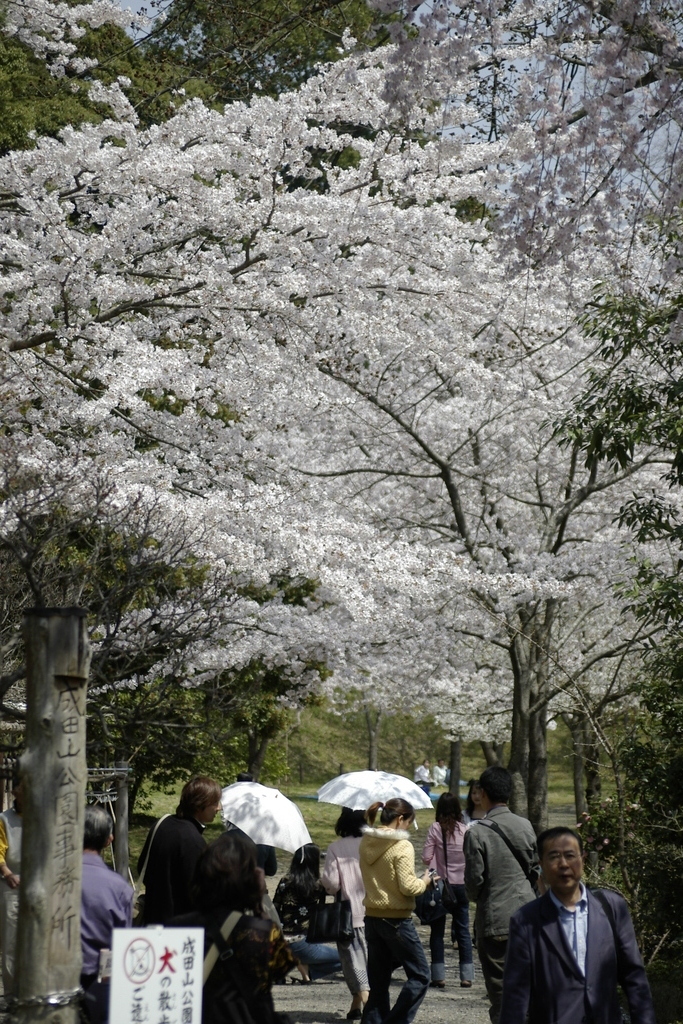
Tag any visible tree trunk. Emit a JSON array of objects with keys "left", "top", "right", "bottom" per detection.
[
  {"left": 506, "top": 601, "right": 554, "bottom": 830},
  {"left": 583, "top": 717, "right": 602, "bottom": 806},
  {"left": 248, "top": 732, "right": 270, "bottom": 780},
  {"left": 113, "top": 761, "right": 129, "bottom": 879},
  {"left": 364, "top": 707, "right": 383, "bottom": 771},
  {"left": 563, "top": 711, "right": 602, "bottom": 822},
  {"left": 480, "top": 741, "right": 505, "bottom": 766},
  {"left": 527, "top": 704, "right": 548, "bottom": 834},
  {"left": 562, "top": 712, "right": 587, "bottom": 820},
  {"left": 507, "top": 626, "right": 531, "bottom": 818},
  {"left": 526, "top": 601, "right": 554, "bottom": 833},
  {"left": 128, "top": 773, "right": 142, "bottom": 816},
  {"left": 17, "top": 608, "right": 91, "bottom": 1024},
  {"left": 449, "top": 739, "right": 461, "bottom": 795}
]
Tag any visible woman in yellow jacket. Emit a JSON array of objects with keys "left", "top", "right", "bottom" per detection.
[{"left": 359, "top": 798, "right": 433, "bottom": 1024}]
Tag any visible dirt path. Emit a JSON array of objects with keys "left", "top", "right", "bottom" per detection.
[{"left": 273, "top": 921, "right": 492, "bottom": 1024}]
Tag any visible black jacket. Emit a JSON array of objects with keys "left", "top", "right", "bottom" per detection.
[
  {"left": 226, "top": 825, "right": 277, "bottom": 876},
  {"left": 137, "top": 815, "right": 206, "bottom": 924}
]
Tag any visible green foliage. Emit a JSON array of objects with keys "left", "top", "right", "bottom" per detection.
[
  {"left": 90, "top": 685, "right": 245, "bottom": 808},
  {"left": 579, "top": 795, "right": 683, "bottom": 963},
  {"left": 0, "top": 480, "right": 329, "bottom": 808},
  {"left": 646, "top": 958, "right": 683, "bottom": 1024},
  {"left": 237, "top": 574, "right": 320, "bottom": 607},
  {"left": 140, "top": 0, "right": 380, "bottom": 112},
  {"left": 560, "top": 284, "right": 683, "bottom": 485},
  {"left": 576, "top": 667, "right": 683, "bottom": 962},
  {"left": 0, "top": 34, "right": 101, "bottom": 154},
  {"left": 77, "top": 21, "right": 215, "bottom": 127},
  {"left": 0, "top": 1, "right": 385, "bottom": 151},
  {"left": 284, "top": 698, "right": 487, "bottom": 784},
  {"left": 557, "top": 247, "right": 683, "bottom": 959}
]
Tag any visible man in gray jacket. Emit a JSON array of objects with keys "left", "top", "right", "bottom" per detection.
[{"left": 464, "top": 766, "right": 538, "bottom": 1023}]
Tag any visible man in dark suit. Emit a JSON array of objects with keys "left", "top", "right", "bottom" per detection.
[{"left": 499, "top": 826, "right": 656, "bottom": 1024}]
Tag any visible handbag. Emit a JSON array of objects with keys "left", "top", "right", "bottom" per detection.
[
  {"left": 133, "top": 813, "right": 170, "bottom": 925},
  {"left": 306, "top": 892, "right": 354, "bottom": 945},
  {"left": 415, "top": 879, "right": 446, "bottom": 925},
  {"left": 440, "top": 825, "right": 460, "bottom": 913}
]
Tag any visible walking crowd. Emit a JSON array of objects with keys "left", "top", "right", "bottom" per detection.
[{"left": 0, "top": 766, "right": 657, "bottom": 1024}]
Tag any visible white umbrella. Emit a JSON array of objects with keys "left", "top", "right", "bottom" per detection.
[
  {"left": 317, "top": 770, "right": 434, "bottom": 811},
  {"left": 220, "top": 782, "right": 312, "bottom": 853}
]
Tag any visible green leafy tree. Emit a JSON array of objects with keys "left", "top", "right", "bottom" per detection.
[
  {"left": 562, "top": 226, "right": 683, "bottom": 966},
  {"left": 0, "top": 468, "right": 328, "bottom": 807},
  {"left": 0, "top": 33, "right": 102, "bottom": 153},
  {"left": 138, "top": 0, "right": 379, "bottom": 116},
  {"left": 1, "top": 2, "right": 381, "bottom": 148},
  {"left": 576, "top": 670, "right": 683, "bottom": 964}
]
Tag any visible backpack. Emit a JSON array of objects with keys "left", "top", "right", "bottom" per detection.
[{"left": 202, "top": 914, "right": 291, "bottom": 1024}]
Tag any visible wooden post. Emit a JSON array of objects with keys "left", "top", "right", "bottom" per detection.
[
  {"left": 449, "top": 738, "right": 462, "bottom": 797},
  {"left": 15, "top": 608, "right": 90, "bottom": 1024},
  {"left": 113, "top": 761, "right": 129, "bottom": 879}
]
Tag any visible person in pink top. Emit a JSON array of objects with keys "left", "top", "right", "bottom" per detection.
[
  {"left": 421, "top": 793, "right": 474, "bottom": 989},
  {"left": 321, "top": 808, "right": 369, "bottom": 1021}
]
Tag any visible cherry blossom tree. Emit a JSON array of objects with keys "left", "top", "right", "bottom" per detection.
[
  {"left": 1, "top": 0, "right": 675, "bottom": 825},
  {"left": 375, "top": 0, "right": 683, "bottom": 263},
  {"left": 2, "top": 0, "right": 141, "bottom": 74}
]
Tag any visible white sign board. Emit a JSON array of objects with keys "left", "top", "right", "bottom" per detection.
[{"left": 109, "top": 928, "right": 204, "bottom": 1024}]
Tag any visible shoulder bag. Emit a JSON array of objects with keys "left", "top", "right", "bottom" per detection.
[
  {"left": 479, "top": 818, "right": 540, "bottom": 895},
  {"left": 133, "top": 813, "right": 170, "bottom": 924},
  {"left": 307, "top": 890, "right": 353, "bottom": 945},
  {"left": 439, "top": 825, "right": 461, "bottom": 913}
]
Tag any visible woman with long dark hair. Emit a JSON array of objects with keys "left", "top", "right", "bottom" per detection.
[
  {"left": 273, "top": 843, "right": 342, "bottom": 982},
  {"left": 173, "top": 830, "right": 294, "bottom": 1024},
  {"left": 359, "top": 798, "right": 432, "bottom": 1024},
  {"left": 321, "top": 807, "right": 369, "bottom": 1020},
  {"left": 465, "top": 778, "right": 486, "bottom": 823},
  {"left": 422, "top": 792, "right": 474, "bottom": 988}
]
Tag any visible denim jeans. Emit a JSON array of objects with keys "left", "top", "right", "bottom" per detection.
[
  {"left": 288, "top": 938, "right": 342, "bottom": 980},
  {"left": 429, "top": 884, "right": 474, "bottom": 982},
  {"left": 363, "top": 916, "right": 429, "bottom": 1024}
]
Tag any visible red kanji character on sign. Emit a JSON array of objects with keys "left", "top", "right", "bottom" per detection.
[{"left": 158, "top": 948, "right": 177, "bottom": 974}]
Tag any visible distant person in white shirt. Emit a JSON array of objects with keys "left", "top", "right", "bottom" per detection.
[
  {"left": 432, "top": 759, "right": 448, "bottom": 789},
  {"left": 414, "top": 759, "right": 433, "bottom": 794}
]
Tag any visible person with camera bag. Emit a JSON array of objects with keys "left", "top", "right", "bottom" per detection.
[{"left": 464, "top": 766, "right": 538, "bottom": 1023}]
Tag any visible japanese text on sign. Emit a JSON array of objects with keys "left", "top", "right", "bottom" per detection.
[{"left": 110, "top": 928, "right": 203, "bottom": 1024}]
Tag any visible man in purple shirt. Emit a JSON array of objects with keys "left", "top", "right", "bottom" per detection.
[{"left": 81, "top": 805, "right": 134, "bottom": 1023}]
